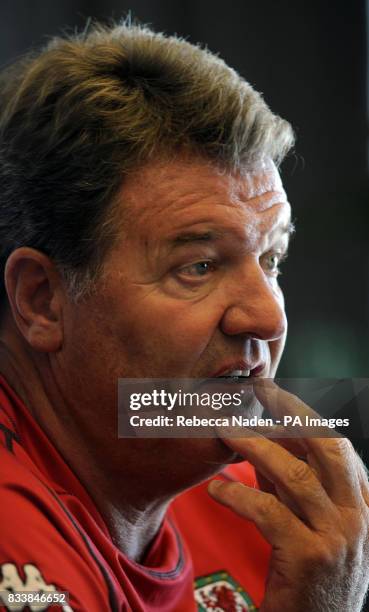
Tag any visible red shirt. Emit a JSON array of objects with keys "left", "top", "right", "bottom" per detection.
[
  {"left": 0, "top": 376, "right": 270, "bottom": 611},
  {"left": 171, "top": 463, "right": 271, "bottom": 610}
]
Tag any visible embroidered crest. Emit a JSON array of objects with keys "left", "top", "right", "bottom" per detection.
[{"left": 194, "top": 571, "right": 257, "bottom": 611}]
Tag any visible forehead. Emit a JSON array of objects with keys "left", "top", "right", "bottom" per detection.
[{"left": 117, "top": 157, "right": 290, "bottom": 243}]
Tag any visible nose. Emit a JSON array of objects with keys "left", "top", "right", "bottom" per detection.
[{"left": 220, "top": 266, "right": 287, "bottom": 341}]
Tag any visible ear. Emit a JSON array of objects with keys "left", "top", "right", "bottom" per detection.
[{"left": 4, "top": 248, "right": 64, "bottom": 352}]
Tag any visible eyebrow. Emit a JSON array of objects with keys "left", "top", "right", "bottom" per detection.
[
  {"left": 169, "top": 221, "right": 295, "bottom": 248},
  {"left": 170, "top": 230, "right": 224, "bottom": 246}
]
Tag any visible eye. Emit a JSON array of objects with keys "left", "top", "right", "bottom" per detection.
[
  {"left": 266, "top": 254, "right": 280, "bottom": 272},
  {"left": 177, "top": 260, "right": 216, "bottom": 279},
  {"left": 263, "top": 252, "right": 287, "bottom": 276}
]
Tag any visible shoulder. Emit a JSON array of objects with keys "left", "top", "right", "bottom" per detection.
[{"left": 0, "top": 446, "right": 113, "bottom": 612}]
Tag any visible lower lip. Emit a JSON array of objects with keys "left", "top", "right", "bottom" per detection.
[{"left": 212, "top": 365, "right": 265, "bottom": 378}]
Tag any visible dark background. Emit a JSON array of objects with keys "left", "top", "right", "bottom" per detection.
[{"left": 1, "top": 2, "right": 368, "bottom": 453}]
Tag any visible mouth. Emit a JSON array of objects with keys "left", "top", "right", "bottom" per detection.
[
  {"left": 212, "top": 363, "right": 265, "bottom": 380},
  {"left": 216, "top": 370, "right": 251, "bottom": 384}
]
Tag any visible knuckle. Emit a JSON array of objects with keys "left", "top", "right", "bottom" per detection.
[
  {"left": 324, "top": 436, "right": 352, "bottom": 460},
  {"left": 257, "top": 492, "right": 281, "bottom": 519},
  {"left": 328, "top": 533, "right": 348, "bottom": 560},
  {"left": 286, "top": 459, "right": 312, "bottom": 485},
  {"left": 306, "top": 537, "right": 346, "bottom": 568},
  {"left": 223, "top": 482, "right": 246, "bottom": 503}
]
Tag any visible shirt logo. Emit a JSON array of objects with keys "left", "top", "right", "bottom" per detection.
[
  {"left": 195, "top": 570, "right": 257, "bottom": 611},
  {"left": 0, "top": 563, "right": 73, "bottom": 611}
]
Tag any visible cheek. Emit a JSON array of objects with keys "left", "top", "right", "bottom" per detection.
[
  {"left": 115, "top": 294, "right": 222, "bottom": 373},
  {"left": 140, "top": 299, "right": 220, "bottom": 353}
]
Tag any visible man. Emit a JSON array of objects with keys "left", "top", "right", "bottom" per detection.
[{"left": 0, "top": 20, "right": 368, "bottom": 612}]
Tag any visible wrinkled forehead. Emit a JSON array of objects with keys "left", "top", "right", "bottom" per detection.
[
  {"left": 226, "top": 158, "right": 287, "bottom": 215},
  {"left": 234, "top": 156, "right": 285, "bottom": 196},
  {"left": 119, "top": 156, "right": 288, "bottom": 224},
  {"left": 106, "top": 157, "right": 293, "bottom": 265}
]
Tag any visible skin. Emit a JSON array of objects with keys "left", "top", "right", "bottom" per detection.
[
  {"left": 209, "top": 382, "right": 369, "bottom": 611},
  {"left": 1, "top": 156, "right": 291, "bottom": 556},
  {"left": 1, "top": 155, "right": 368, "bottom": 609}
]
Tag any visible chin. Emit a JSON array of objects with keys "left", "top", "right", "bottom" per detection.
[{"left": 194, "top": 437, "right": 243, "bottom": 468}]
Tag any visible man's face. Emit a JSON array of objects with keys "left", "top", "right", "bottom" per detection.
[
  {"left": 93, "top": 157, "right": 290, "bottom": 377},
  {"left": 60, "top": 156, "right": 292, "bottom": 481}
]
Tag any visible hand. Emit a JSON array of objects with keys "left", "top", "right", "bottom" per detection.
[{"left": 208, "top": 381, "right": 369, "bottom": 612}]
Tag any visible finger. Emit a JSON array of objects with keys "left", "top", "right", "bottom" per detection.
[
  {"left": 219, "top": 435, "right": 338, "bottom": 531},
  {"left": 208, "top": 479, "right": 311, "bottom": 547},
  {"left": 216, "top": 420, "right": 309, "bottom": 458},
  {"left": 218, "top": 422, "right": 312, "bottom": 466},
  {"left": 247, "top": 421, "right": 310, "bottom": 461},
  {"left": 254, "top": 470, "right": 304, "bottom": 518},
  {"left": 300, "top": 437, "right": 364, "bottom": 504},
  {"left": 255, "top": 381, "right": 363, "bottom": 505},
  {"left": 254, "top": 379, "right": 323, "bottom": 425},
  {"left": 264, "top": 434, "right": 309, "bottom": 459},
  {"left": 254, "top": 379, "right": 342, "bottom": 439}
]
